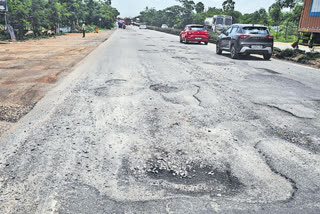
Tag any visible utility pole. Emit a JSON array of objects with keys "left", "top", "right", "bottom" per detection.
[{"left": 0, "top": 0, "right": 16, "bottom": 41}]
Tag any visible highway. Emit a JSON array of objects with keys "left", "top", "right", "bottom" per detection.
[{"left": 1, "top": 26, "right": 320, "bottom": 213}]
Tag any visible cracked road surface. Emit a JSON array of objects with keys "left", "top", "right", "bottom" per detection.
[{"left": 1, "top": 26, "right": 320, "bottom": 213}]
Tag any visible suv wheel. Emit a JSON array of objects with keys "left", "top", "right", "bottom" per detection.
[
  {"left": 180, "top": 36, "right": 183, "bottom": 43},
  {"left": 263, "top": 54, "right": 272, "bottom": 60},
  {"left": 216, "top": 42, "right": 222, "bottom": 55},
  {"left": 184, "top": 37, "right": 189, "bottom": 44},
  {"left": 230, "top": 45, "right": 239, "bottom": 59}
]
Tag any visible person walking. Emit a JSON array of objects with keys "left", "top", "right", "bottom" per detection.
[{"left": 82, "top": 23, "right": 86, "bottom": 38}]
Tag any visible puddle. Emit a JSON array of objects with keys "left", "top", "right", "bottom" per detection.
[{"left": 150, "top": 84, "right": 180, "bottom": 93}]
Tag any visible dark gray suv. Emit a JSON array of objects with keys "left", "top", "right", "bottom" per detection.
[{"left": 216, "top": 24, "right": 274, "bottom": 60}]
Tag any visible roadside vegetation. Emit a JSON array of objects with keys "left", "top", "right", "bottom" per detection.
[
  {"left": 0, "top": 0, "right": 119, "bottom": 40},
  {"left": 138, "top": 0, "right": 303, "bottom": 43},
  {"left": 274, "top": 47, "right": 320, "bottom": 67}
]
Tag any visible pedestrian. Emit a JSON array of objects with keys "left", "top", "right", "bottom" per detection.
[{"left": 82, "top": 23, "right": 86, "bottom": 38}]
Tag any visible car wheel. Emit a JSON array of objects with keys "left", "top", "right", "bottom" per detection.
[
  {"left": 216, "top": 42, "right": 222, "bottom": 55},
  {"left": 184, "top": 37, "right": 189, "bottom": 44},
  {"left": 230, "top": 45, "right": 239, "bottom": 59},
  {"left": 180, "top": 36, "right": 183, "bottom": 43},
  {"left": 204, "top": 42, "right": 208, "bottom": 45},
  {"left": 263, "top": 54, "right": 272, "bottom": 60}
]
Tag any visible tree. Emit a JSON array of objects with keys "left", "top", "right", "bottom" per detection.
[
  {"left": 222, "top": 0, "right": 235, "bottom": 11},
  {"left": 195, "top": 2, "right": 204, "bottom": 13}
]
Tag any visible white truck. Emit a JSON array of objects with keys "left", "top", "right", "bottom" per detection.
[{"left": 204, "top": 15, "right": 233, "bottom": 34}]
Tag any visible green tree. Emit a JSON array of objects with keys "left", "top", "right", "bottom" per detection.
[
  {"left": 195, "top": 2, "right": 204, "bottom": 13},
  {"left": 222, "top": 0, "right": 235, "bottom": 11}
]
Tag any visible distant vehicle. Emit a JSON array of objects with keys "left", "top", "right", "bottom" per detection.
[
  {"left": 180, "top": 25, "right": 209, "bottom": 45},
  {"left": 118, "top": 20, "right": 125, "bottom": 28},
  {"left": 124, "top": 17, "right": 132, "bottom": 25},
  {"left": 139, "top": 24, "right": 147, "bottom": 29},
  {"left": 205, "top": 15, "right": 232, "bottom": 34},
  {"left": 216, "top": 24, "right": 274, "bottom": 60},
  {"left": 161, "top": 24, "right": 169, "bottom": 29},
  {"left": 298, "top": 0, "right": 320, "bottom": 48}
]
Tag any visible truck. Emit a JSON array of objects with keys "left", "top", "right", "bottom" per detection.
[
  {"left": 204, "top": 15, "right": 232, "bottom": 34},
  {"left": 124, "top": 17, "right": 132, "bottom": 25},
  {"left": 298, "top": 0, "right": 320, "bottom": 47}
]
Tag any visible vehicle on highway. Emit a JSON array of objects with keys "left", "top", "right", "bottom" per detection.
[
  {"left": 180, "top": 25, "right": 209, "bottom": 45},
  {"left": 161, "top": 24, "right": 169, "bottom": 29},
  {"left": 216, "top": 24, "right": 274, "bottom": 60},
  {"left": 204, "top": 15, "right": 232, "bottom": 34},
  {"left": 139, "top": 24, "right": 147, "bottom": 29}
]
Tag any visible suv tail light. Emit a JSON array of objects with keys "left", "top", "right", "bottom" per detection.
[
  {"left": 239, "top": 34, "right": 250, "bottom": 39},
  {"left": 266, "top": 35, "right": 274, "bottom": 40}
]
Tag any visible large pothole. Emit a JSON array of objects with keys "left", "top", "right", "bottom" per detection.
[{"left": 143, "top": 156, "right": 244, "bottom": 196}]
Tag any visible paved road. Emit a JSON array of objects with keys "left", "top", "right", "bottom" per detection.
[{"left": 1, "top": 26, "right": 320, "bottom": 213}]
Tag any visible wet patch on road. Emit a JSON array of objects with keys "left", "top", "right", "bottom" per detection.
[{"left": 150, "top": 84, "right": 180, "bottom": 93}]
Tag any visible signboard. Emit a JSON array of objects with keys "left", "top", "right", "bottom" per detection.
[
  {"left": 0, "top": 0, "right": 7, "bottom": 12},
  {"left": 310, "top": 0, "right": 320, "bottom": 17}
]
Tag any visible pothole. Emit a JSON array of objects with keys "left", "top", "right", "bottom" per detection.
[
  {"left": 172, "top": 56, "right": 188, "bottom": 60},
  {"left": 269, "top": 127, "right": 319, "bottom": 153},
  {"left": 256, "top": 68, "right": 280, "bottom": 75},
  {"left": 105, "top": 79, "right": 127, "bottom": 85},
  {"left": 203, "top": 62, "right": 234, "bottom": 66},
  {"left": 150, "top": 84, "right": 180, "bottom": 93},
  {"left": 145, "top": 157, "right": 243, "bottom": 196},
  {"left": 138, "top": 49, "right": 159, "bottom": 53}
]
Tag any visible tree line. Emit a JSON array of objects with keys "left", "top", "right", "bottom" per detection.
[
  {"left": 1, "top": 0, "right": 119, "bottom": 39},
  {"left": 138, "top": 0, "right": 304, "bottom": 41}
]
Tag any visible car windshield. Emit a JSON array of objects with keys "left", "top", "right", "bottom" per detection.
[
  {"left": 190, "top": 26, "right": 205, "bottom": 31},
  {"left": 225, "top": 18, "right": 232, "bottom": 25},
  {"left": 216, "top": 18, "right": 223, "bottom": 25},
  {"left": 243, "top": 27, "right": 268, "bottom": 34}
]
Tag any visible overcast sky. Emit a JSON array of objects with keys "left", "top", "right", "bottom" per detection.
[{"left": 112, "top": 0, "right": 276, "bottom": 17}]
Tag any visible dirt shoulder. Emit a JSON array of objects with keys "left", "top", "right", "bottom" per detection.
[{"left": 0, "top": 30, "right": 115, "bottom": 137}]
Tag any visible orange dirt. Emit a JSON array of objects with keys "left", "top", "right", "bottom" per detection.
[{"left": 0, "top": 30, "right": 114, "bottom": 136}]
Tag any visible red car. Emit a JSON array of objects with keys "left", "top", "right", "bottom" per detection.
[{"left": 180, "top": 25, "right": 209, "bottom": 45}]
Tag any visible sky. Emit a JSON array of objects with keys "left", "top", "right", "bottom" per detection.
[{"left": 112, "top": 0, "right": 276, "bottom": 17}]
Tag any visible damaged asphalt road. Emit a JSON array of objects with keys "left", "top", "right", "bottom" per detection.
[{"left": 1, "top": 26, "right": 320, "bottom": 213}]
